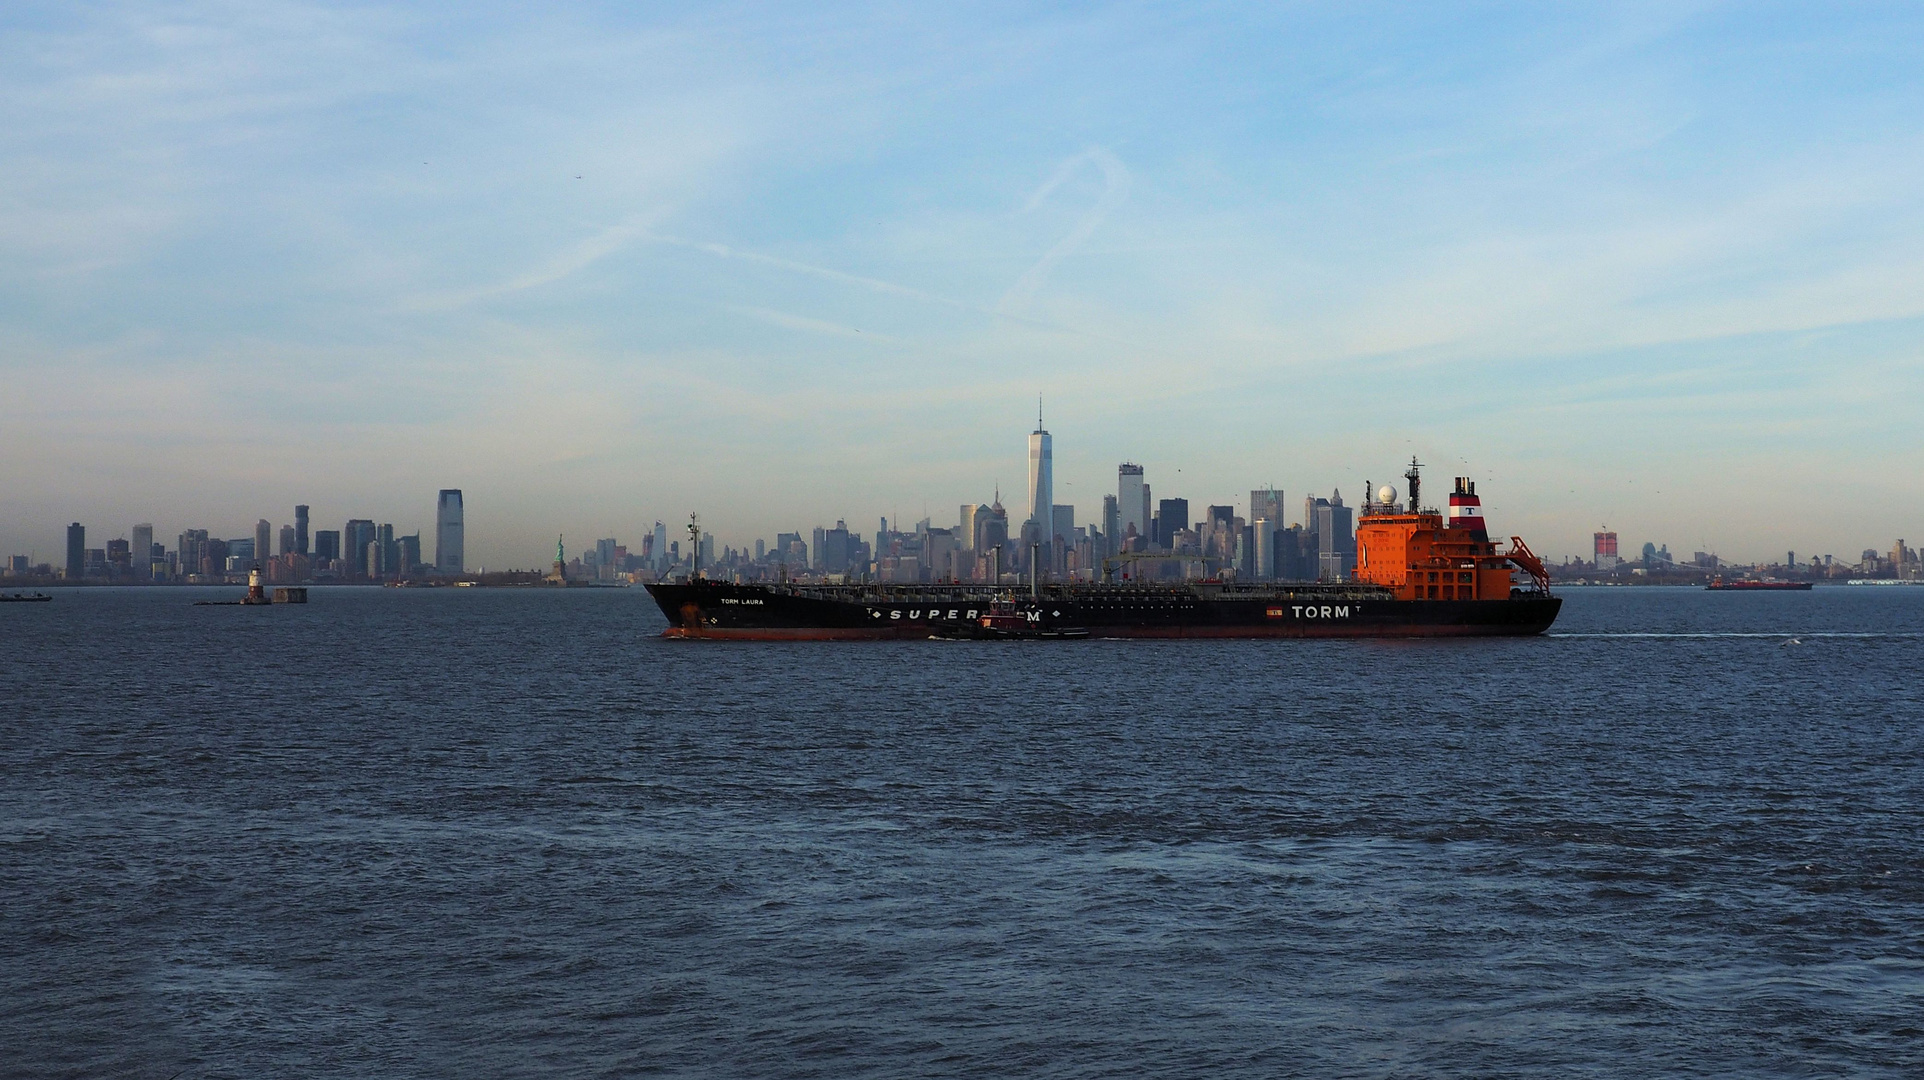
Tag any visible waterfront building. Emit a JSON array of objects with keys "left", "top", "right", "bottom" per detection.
[
  {"left": 279, "top": 524, "right": 296, "bottom": 556},
  {"left": 178, "top": 530, "right": 209, "bottom": 577},
  {"left": 106, "top": 538, "right": 131, "bottom": 577},
  {"left": 313, "top": 529, "right": 341, "bottom": 564},
  {"left": 435, "top": 490, "right": 464, "bottom": 574},
  {"left": 131, "top": 524, "right": 153, "bottom": 580},
  {"left": 376, "top": 523, "right": 397, "bottom": 577},
  {"left": 295, "top": 505, "right": 310, "bottom": 556},
  {"left": 344, "top": 519, "right": 375, "bottom": 578},
  {"left": 201, "top": 538, "right": 228, "bottom": 577},
  {"left": 255, "top": 520, "right": 271, "bottom": 569},
  {"left": 1594, "top": 531, "right": 1619, "bottom": 571},
  {"left": 65, "top": 523, "right": 84, "bottom": 580}
]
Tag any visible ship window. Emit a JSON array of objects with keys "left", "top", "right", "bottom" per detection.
[{"left": 1459, "top": 572, "right": 1472, "bottom": 583}]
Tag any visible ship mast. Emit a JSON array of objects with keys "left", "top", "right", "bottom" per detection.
[
  {"left": 1405, "top": 457, "right": 1423, "bottom": 514},
  {"left": 687, "top": 514, "right": 701, "bottom": 579}
]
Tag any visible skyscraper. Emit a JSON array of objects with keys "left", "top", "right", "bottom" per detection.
[
  {"left": 435, "top": 490, "right": 464, "bottom": 574},
  {"left": 1250, "top": 487, "right": 1286, "bottom": 529},
  {"left": 376, "top": 523, "right": 396, "bottom": 577},
  {"left": 1101, "top": 495, "right": 1119, "bottom": 557},
  {"left": 1027, "top": 404, "right": 1052, "bottom": 538},
  {"left": 1051, "top": 505, "right": 1074, "bottom": 544},
  {"left": 1315, "top": 491, "right": 1355, "bottom": 581},
  {"left": 344, "top": 519, "right": 375, "bottom": 578},
  {"left": 954, "top": 505, "right": 979, "bottom": 553},
  {"left": 294, "top": 505, "right": 309, "bottom": 556},
  {"left": 178, "top": 529, "right": 209, "bottom": 577},
  {"left": 254, "top": 520, "right": 271, "bottom": 569},
  {"left": 1254, "top": 517, "right": 1278, "bottom": 578},
  {"left": 1156, "top": 498, "right": 1189, "bottom": 550},
  {"left": 66, "top": 523, "right": 84, "bottom": 580},
  {"left": 131, "top": 523, "right": 153, "bottom": 580},
  {"left": 1118, "top": 463, "right": 1146, "bottom": 543}
]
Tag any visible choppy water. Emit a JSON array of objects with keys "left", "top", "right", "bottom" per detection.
[{"left": 4, "top": 585, "right": 1922, "bottom": 1078}]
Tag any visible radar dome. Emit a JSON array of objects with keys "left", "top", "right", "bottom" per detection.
[{"left": 1376, "top": 485, "right": 1397, "bottom": 505}]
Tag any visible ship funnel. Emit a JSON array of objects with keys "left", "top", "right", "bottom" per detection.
[{"left": 1447, "top": 477, "right": 1488, "bottom": 540}]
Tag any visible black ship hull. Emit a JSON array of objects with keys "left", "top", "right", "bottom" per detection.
[{"left": 644, "top": 580, "right": 1561, "bottom": 639}]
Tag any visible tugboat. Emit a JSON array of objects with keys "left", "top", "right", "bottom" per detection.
[{"left": 931, "top": 596, "right": 1090, "bottom": 640}]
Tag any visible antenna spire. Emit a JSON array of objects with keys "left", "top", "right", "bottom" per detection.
[{"left": 1037, "top": 395, "right": 1043, "bottom": 430}]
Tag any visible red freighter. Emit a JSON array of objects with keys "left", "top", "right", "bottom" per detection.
[{"left": 644, "top": 460, "right": 1561, "bottom": 640}]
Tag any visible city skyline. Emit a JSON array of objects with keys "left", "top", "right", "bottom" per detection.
[
  {"left": 10, "top": 416, "right": 1920, "bottom": 574},
  {"left": 3, "top": 6, "right": 1922, "bottom": 564}
]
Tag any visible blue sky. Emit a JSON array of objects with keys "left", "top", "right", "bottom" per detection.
[{"left": 4, "top": 2, "right": 1922, "bottom": 565}]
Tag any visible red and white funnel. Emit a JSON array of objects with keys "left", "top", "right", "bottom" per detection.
[{"left": 1447, "top": 477, "right": 1488, "bottom": 540}]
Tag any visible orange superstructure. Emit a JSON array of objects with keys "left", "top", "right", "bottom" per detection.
[{"left": 1353, "top": 462, "right": 1550, "bottom": 601}]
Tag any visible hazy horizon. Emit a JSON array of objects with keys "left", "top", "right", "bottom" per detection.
[{"left": 5, "top": 3, "right": 1922, "bottom": 566}]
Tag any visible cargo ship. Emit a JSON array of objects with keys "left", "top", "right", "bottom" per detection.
[
  {"left": 645, "top": 464, "right": 1561, "bottom": 639},
  {"left": 1705, "top": 577, "right": 1812, "bottom": 591}
]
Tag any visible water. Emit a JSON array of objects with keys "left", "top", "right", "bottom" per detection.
[{"left": 4, "top": 585, "right": 1921, "bottom": 1078}]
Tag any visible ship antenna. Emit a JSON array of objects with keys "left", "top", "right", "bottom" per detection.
[
  {"left": 687, "top": 513, "right": 700, "bottom": 579},
  {"left": 1405, "top": 457, "right": 1423, "bottom": 513}
]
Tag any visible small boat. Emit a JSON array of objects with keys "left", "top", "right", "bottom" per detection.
[
  {"left": 1, "top": 591, "right": 52, "bottom": 603},
  {"left": 1705, "top": 577, "right": 1813, "bottom": 591},
  {"left": 931, "top": 598, "right": 1089, "bottom": 640}
]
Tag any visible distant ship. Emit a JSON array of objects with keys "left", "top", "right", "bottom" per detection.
[
  {"left": 1, "top": 591, "right": 51, "bottom": 603},
  {"left": 1705, "top": 577, "right": 1813, "bottom": 591},
  {"left": 645, "top": 463, "right": 1563, "bottom": 640}
]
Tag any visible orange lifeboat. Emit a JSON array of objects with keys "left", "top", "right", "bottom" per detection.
[{"left": 1353, "top": 460, "right": 1550, "bottom": 601}]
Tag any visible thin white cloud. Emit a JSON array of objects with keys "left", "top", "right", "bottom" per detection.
[
  {"left": 1001, "top": 147, "right": 1132, "bottom": 311},
  {"left": 399, "top": 212, "right": 667, "bottom": 310}
]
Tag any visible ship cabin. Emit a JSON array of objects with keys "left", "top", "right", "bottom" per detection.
[{"left": 1353, "top": 475, "right": 1526, "bottom": 601}]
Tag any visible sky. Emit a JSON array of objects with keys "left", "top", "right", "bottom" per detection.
[{"left": 3, "top": 1, "right": 1922, "bottom": 566}]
